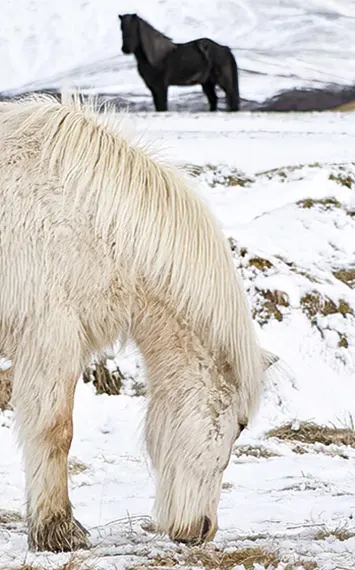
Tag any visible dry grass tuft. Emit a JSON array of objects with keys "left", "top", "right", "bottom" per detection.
[
  {"left": 297, "top": 192, "right": 355, "bottom": 218},
  {"left": 257, "top": 163, "right": 320, "bottom": 181},
  {"left": 234, "top": 444, "right": 280, "bottom": 459},
  {"left": 290, "top": 267, "right": 321, "bottom": 283},
  {"left": 274, "top": 257, "right": 321, "bottom": 284},
  {"left": 297, "top": 197, "right": 342, "bottom": 210},
  {"left": 261, "top": 290, "right": 290, "bottom": 307},
  {"left": 130, "top": 378, "right": 147, "bottom": 397},
  {"left": 227, "top": 238, "right": 248, "bottom": 259},
  {"left": 288, "top": 442, "right": 350, "bottom": 459},
  {"left": 338, "top": 299, "right": 354, "bottom": 316},
  {"left": 267, "top": 421, "right": 355, "bottom": 447},
  {"left": 285, "top": 563, "right": 317, "bottom": 570},
  {"left": 291, "top": 445, "right": 308, "bottom": 455},
  {"left": 224, "top": 173, "right": 254, "bottom": 187},
  {"left": 249, "top": 256, "right": 273, "bottom": 271},
  {"left": 184, "top": 164, "right": 253, "bottom": 188},
  {"left": 0, "top": 566, "right": 41, "bottom": 570},
  {"left": 57, "top": 560, "right": 92, "bottom": 570},
  {"left": 127, "top": 546, "right": 282, "bottom": 570},
  {"left": 221, "top": 482, "right": 234, "bottom": 490},
  {"left": 82, "top": 360, "right": 123, "bottom": 395},
  {"left": 259, "top": 162, "right": 329, "bottom": 182},
  {"left": 128, "top": 547, "right": 318, "bottom": 570},
  {"left": 314, "top": 525, "right": 355, "bottom": 542},
  {"left": 300, "top": 291, "right": 353, "bottom": 320},
  {"left": 184, "top": 164, "right": 204, "bottom": 177},
  {"left": 0, "top": 509, "right": 23, "bottom": 524},
  {"left": 0, "top": 556, "right": 93, "bottom": 570},
  {"left": 333, "top": 268, "right": 355, "bottom": 289},
  {"left": 68, "top": 458, "right": 88, "bottom": 476},
  {"left": 329, "top": 172, "right": 354, "bottom": 188},
  {"left": 0, "top": 367, "right": 13, "bottom": 411},
  {"left": 253, "top": 303, "right": 282, "bottom": 324},
  {"left": 253, "top": 288, "right": 290, "bottom": 325},
  {"left": 338, "top": 333, "right": 349, "bottom": 348}
]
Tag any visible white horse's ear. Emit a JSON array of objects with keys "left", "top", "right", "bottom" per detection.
[{"left": 262, "top": 349, "right": 279, "bottom": 371}]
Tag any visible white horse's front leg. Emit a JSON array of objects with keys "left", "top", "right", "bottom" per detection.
[{"left": 12, "top": 330, "right": 90, "bottom": 552}]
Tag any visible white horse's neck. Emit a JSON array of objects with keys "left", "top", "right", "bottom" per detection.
[
  {"left": 131, "top": 296, "right": 212, "bottom": 393},
  {"left": 129, "top": 295, "right": 237, "bottom": 543}
]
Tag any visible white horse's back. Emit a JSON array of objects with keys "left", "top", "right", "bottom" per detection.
[{"left": 0, "top": 94, "right": 263, "bottom": 411}]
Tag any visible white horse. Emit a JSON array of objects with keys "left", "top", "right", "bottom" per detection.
[{"left": 0, "top": 94, "right": 274, "bottom": 552}]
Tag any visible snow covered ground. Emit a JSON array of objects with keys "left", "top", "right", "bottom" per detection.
[
  {"left": 1, "top": 0, "right": 355, "bottom": 103},
  {"left": 1, "top": 1, "right": 355, "bottom": 567},
  {"left": 0, "top": 110, "right": 355, "bottom": 569}
]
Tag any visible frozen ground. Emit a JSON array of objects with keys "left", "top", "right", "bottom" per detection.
[{"left": 0, "top": 111, "right": 355, "bottom": 569}]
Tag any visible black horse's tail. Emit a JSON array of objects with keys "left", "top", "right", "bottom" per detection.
[
  {"left": 197, "top": 39, "right": 240, "bottom": 111},
  {"left": 227, "top": 48, "right": 240, "bottom": 105}
]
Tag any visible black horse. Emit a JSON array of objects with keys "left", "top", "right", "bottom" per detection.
[{"left": 118, "top": 14, "right": 239, "bottom": 112}]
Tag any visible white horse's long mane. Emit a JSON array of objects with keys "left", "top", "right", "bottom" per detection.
[{"left": 0, "top": 92, "right": 262, "bottom": 414}]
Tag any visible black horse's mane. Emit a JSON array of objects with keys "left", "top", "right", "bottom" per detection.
[
  {"left": 134, "top": 15, "right": 175, "bottom": 67},
  {"left": 136, "top": 15, "right": 172, "bottom": 43}
]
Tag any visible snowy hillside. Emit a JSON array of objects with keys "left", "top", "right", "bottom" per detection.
[
  {"left": 0, "top": 1, "right": 355, "bottom": 567},
  {"left": 0, "top": 110, "right": 355, "bottom": 569},
  {"left": 1, "top": 0, "right": 355, "bottom": 102}
]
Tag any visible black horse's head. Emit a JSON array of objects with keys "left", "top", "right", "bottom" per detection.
[{"left": 118, "top": 14, "right": 139, "bottom": 54}]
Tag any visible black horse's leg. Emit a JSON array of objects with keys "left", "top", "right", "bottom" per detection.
[
  {"left": 150, "top": 84, "right": 168, "bottom": 112},
  {"left": 202, "top": 81, "right": 217, "bottom": 111}
]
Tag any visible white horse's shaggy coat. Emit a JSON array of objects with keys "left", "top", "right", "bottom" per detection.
[{"left": 0, "top": 94, "right": 266, "bottom": 551}]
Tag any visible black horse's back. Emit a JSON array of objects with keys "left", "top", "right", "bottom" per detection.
[{"left": 166, "top": 41, "right": 211, "bottom": 86}]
